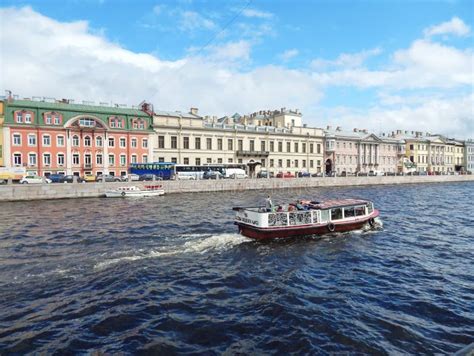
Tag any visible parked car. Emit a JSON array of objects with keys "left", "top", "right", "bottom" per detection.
[
  {"left": 0, "top": 179, "right": 7, "bottom": 185},
  {"left": 297, "top": 171, "right": 311, "bottom": 178},
  {"left": 48, "top": 173, "right": 65, "bottom": 183},
  {"left": 276, "top": 172, "right": 295, "bottom": 178},
  {"left": 121, "top": 173, "right": 140, "bottom": 182},
  {"left": 228, "top": 172, "right": 248, "bottom": 179},
  {"left": 20, "top": 175, "right": 52, "bottom": 184},
  {"left": 257, "top": 171, "right": 274, "bottom": 178},
  {"left": 60, "top": 175, "right": 85, "bottom": 183},
  {"left": 203, "top": 171, "right": 224, "bottom": 180},
  {"left": 97, "top": 174, "right": 122, "bottom": 182},
  {"left": 368, "top": 170, "right": 385, "bottom": 176},
  {"left": 83, "top": 173, "right": 97, "bottom": 182},
  {"left": 311, "top": 172, "right": 324, "bottom": 177},
  {"left": 138, "top": 174, "right": 162, "bottom": 181}
]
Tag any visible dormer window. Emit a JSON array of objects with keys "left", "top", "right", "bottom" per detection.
[
  {"left": 17, "top": 113, "right": 23, "bottom": 123},
  {"left": 54, "top": 115, "right": 60, "bottom": 125},
  {"left": 139, "top": 120, "right": 145, "bottom": 129},
  {"left": 79, "top": 118, "right": 95, "bottom": 127},
  {"left": 25, "top": 113, "right": 32, "bottom": 123},
  {"left": 109, "top": 117, "right": 123, "bottom": 129},
  {"left": 46, "top": 115, "right": 52, "bottom": 124}
]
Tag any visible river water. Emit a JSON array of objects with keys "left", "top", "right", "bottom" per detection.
[{"left": 0, "top": 182, "right": 473, "bottom": 354}]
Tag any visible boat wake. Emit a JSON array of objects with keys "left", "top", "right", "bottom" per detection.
[{"left": 94, "top": 233, "right": 250, "bottom": 270}]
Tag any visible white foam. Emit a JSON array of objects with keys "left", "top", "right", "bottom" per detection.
[{"left": 94, "top": 233, "right": 250, "bottom": 270}]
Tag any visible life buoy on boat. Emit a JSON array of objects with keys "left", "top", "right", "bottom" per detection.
[
  {"left": 368, "top": 218, "right": 375, "bottom": 227},
  {"left": 327, "top": 222, "right": 335, "bottom": 232},
  {"left": 121, "top": 191, "right": 126, "bottom": 197}
]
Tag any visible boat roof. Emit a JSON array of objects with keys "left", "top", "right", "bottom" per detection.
[{"left": 311, "top": 199, "right": 369, "bottom": 209}]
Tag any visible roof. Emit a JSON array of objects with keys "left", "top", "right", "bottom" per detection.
[
  {"left": 6, "top": 99, "right": 149, "bottom": 117},
  {"left": 154, "top": 109, "right": 201, "bottom": 119},
  {"left": 312, "top": 199, "right": 370, "bottom": 209}
]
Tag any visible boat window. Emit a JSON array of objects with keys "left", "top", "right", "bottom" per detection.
[
  {"left": 312, "top": 211, "right": 318, "bottom": 223},
  {"left": 367, "top": 203, "right": 374, "bottom": 214},
  {"left": 344, "top": 207, "right": 355, "bottom": 218},
  {"left": 268, "top": 213, "right": 288, "bottom": 227},
  {"left": 355, "top": 206, "right": 366, "bottom": 216},
  {"left": 320, "top": 210, "right": 329, "bottom": 222},
  {"left": 289, "top": 212, "right": 312, "bottom": 226},
  {"left": 331, "top": 208, "right": 343, "bottom": 220}
]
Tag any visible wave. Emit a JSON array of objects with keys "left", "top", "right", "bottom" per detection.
[{"left": 94, "top": 233, "right": 250, "bottom": 270}]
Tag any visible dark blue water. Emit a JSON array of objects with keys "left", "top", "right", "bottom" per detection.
[{"left": 0, "top": 182, "right": 473, "bottom": 354}]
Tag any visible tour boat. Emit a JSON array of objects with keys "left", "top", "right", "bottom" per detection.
[
  {"left": 105, "top": 185, "right": 165, "bottom": 198},
  {"left": 233, "top": 199, "right": 379, "bottom": 239}
]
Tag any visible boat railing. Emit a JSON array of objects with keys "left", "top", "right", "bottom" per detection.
[{"left": 268, "top": 210, "right": 318, "bottom": 227}]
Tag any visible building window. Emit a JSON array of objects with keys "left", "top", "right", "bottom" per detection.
[
  {"left": 13, "top": 134, "right": 21, "bottom": 146},
  {"left": 143, "top": 155, "right": 148, "bottom": 163},
  {"left": 72, "top": 135, "right": 79, "bottom": 146},
  {"left": 158, "top": 136, "right": 165, "bottom": 149},
  {"left": 270, "top": 141, "right": 274, "bottom": 152},
  {"left": 295, "top": 160, "right": 299, "bottom": 168},
  {"left": 195, "top": 158, "right": 201, "bottom": 165},
  {"left": 207, "top": 158, "right": 212, "bottom": 164},
  {"left": 131, "top": 155, "right": 137, "bottom": 164},
  {"left": 73, "top": 154, "right": 80, "bottom": 165},
  {"left": 54, "top": 115, "right": 60, "bottom": 125},
  {"left": 278, "top": 142, "right": 283, "bottom": 152},
  {"left": 28, "top": 134, "right": 36, "bottom": 146},
  {"left": 302, "top": 143, "right": 306, "bottom": 153},
  {"left": 108, "top": 154, "right": 115, "bottom": 165},
  {"left": 287, "top": 142, "right": 291, "bottom": 152},
  {"left": 261, "top": 141, "right": 266, "bottom": 152},
  {"left": 171, "top": 157, "right": 177, "bottom": 164},
  {"left": 84, "top": 136, "right": 91, "bottom": 147},
  {"left": 195, "top": 137, "right": 201, "bottom": 150},
  {"left": 25, "top": 113, "right": 32, "bottom": 123},
  {"left": 13, "top": 153, "right": 22, "bottom": 165},
  {"left": 97, "top": 154, "right": 104, "bottom": 165},
  {"left": 43, "top": 153, "right": 51, "bottom": 166},
  {"left": 303, "top": 160, "right": 306, "bottom": 168},
  {"left": 287, "top": 159, "right": 291, "bottom": 167},
  {"left": 57, "top": 136, "right": 65, "bottom": 147},
  {"left": 28, "top": 153, "right": 37, "bottom": 166},
  {"left": 80, "top": 118, "right": 96, "bottom": 127},
  {"left": 278, "top": 159, "right": 282, "bottom": 168},
  {"left": 207, "top": 138, "right": 212, "bottom": 150},
  {"left": 238, "top": 140, "right": 243, "bottom": 151},
  {"left": 184, "top": 157, "right": 189, "bottom": 165},
  {"left": 310, "top": 143, "right": 314, "bottom": 154},
  {"left": 317, "top": 144, "right": 321, "bottom": 154},
  {"left": 120, "top": 154, "right": 126, "bottom": 166},
  {"left": 238, "top": 159, "right": 243, "bottom": 164},
  {"left": 171, "top": 136, "right": 177, "bottom": 149},
  {"left": 250, "top": 140, "right": 255, "bottom": 151},
  {"left": 45, "top": 115, "right": 52, "bottom": 124},
  {"left": 96, "top": 136, "right": 103, "bottom": 147},
  {"left": 108, "top": 137, "right": 115, "bottom": 147},
  {"left": 158, "top": 157, "right": 165, "bottom": 163},
  {"left": 228, "top": 158, "right": 233, "bottom": 163},
  {"left": 120, "top": 138, "right": 126, "bottom": 148},
  {"left": 43, "top": 135, "right": 51, "bottom": 146},
  {"left": 131, "top": 138, "right": 137, "bottom": 148},
  {"left": 58, "top": 154, "right": 65, "bottom": 166},
  {"left": 270, "top": 159, "right": 274, "bottom": 167},
  {"left": 226, "top": 139, "right": 232, "bottom": 151},
  {"left": 218, "top": 158, "right": 223, "bottom": 163},
  {"left": 217, "top": 139, "right": 223, "bottom": 151},
  {"left": 261, "top": 159, "right": 266, "bottom": 167},
  {"left": 16, "top": 113, "right": 23, "bottom": 123},
  {"left": 183, "top": 137, "right": 189, "bottom": 149},
  {"left": 294, "top": 143, "right": 299, "bottom": 153},
  {"left": 310, "top": 160, "right": 314, "bottom": 168},
  {"left": 143, "top": 139, "right": 148, "bottom": 148}
]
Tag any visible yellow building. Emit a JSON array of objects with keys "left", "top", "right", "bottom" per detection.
[
  {"left": 0, "top": 100, "right": 4, "bottom": 167},
  {"left": 405, "top": 137, "right": 429, "bottom": 172}
]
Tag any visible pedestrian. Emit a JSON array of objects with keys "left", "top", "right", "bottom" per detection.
[{"left": 265, "top": 195, "right": 273, "bottom": 212}]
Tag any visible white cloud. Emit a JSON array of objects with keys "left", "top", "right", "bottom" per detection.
[
  {"left": 208, "top": 40, "right": 252, "bottom": 61},
  {"left": 311, "top": 48, "right": 382, "bottom": 69},
  {"left": 153, "top": 5, "right": 165, "bottom": 16},
  {"left": 424, "top": 16, "right": 471, "bottom": 37},
  {"left": 279, "top": 49, "right": 299, "bottom": 61},
  {"left": 180, "top": 10, "right": 216, "bottom": 31},
  {"left": 242, "top": 8, "right": 274, "bottom": 19}
]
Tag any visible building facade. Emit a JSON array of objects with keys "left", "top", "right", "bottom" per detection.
[
  {"left": 2, "top": 97, "right": 154, "bottom": 177},
  {"left": 465, "top": 139, "right": 474, "bottom": 173},
  {"left": 0, "top": 101, "right": 4, "bottom": 167},
  {"left": 152, "top": 109, "right": 325, "bottom": 176}
]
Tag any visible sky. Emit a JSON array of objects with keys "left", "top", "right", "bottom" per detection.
[{"left": 0, "top": 0, "right": 473, "bottom": 138}]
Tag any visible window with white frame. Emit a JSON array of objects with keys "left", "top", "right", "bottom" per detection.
[
  {"left": 120, "top": 138, "right": 126, "bottom": 148},
  {"left": 96, "top": 154, "right": 103, "bottom": 165},
  {"left": 142, "top": 155, "right": 148, "bottom": 163},
  {"left": 57, "top": 153, "right": 65, "bottom": 166},
  {"left": 109, "top": 154, "right": 115, "bottom": 165},
  {"left": 57, "top": 135, "right": 65, "bottom": 147},
  {"left": 72, "top": 135, "right": 79, "bottom": 146},
  {"left": 13, "top": 153, "right": 22, "bottom": 165},
  {"left": 28, "top": 153, "right": 37, "bottom": 166},
  {"left": 131, "top": 155, "right": 137, "bottom": 164},
  {"left": 43, "top": 153, "right": 51, "bottom": 166},
  {"left": 28, "top": 134, "right": 36, "bottom": 146},
  {"left": 143, "top": 139, "right": 148, "bottom": 148},
  {"left": 16, "top": 113, "right": 23, "bottom": 123},
  {"left": 96, "top": 136, "right": 103, "bottom": 147},
  {"left": 120, "top": 154, "right": 126, "bottom": 166},
  {"left": 54, "top": 115, "right": 60, "bottom": 125},
  {"left": 79, "top": 118, "right": 95, "bottom": 127},
  {"left": 131, "top": 138, "right": 137, "bottom": 148},
  {"left": 84, "top": 136, "right": 91, "bottom": 146},
  {"left": 13, "top": 134, "right": 21, "bottom": 146},
  {"left": 73, "top": 154, "right": 80, "bottom": 165},
  {"left": 25, "top": 113, "right": 32, "bottom": 123},
  {"left": 108, "top": 137, "right": 115, "bottom": 147},
  {"left": 139, "top": 121, "right": 145, "bottom": 129},
  {"left": 43, "top": 135, "right": 51, "bottom": 146},
  {"left": 45, "top": 115, "right": 52, "bottom": 124}
]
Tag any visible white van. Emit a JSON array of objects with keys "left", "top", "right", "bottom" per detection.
[{"left": 225, "top": 168, "right": 248, "bottom": 179}]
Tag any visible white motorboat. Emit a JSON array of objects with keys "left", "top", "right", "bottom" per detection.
[{"left": 105, "top": 185, "right": 165, "bottom": 198}]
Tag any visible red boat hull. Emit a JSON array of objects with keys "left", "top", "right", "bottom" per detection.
[{"left": 236, "top": 210, "right": 380, "bottom": 240}]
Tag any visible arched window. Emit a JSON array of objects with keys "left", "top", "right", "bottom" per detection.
[
  {"left": 96, "top": 136, "right": 103, "bottom": 147},
  {"left": 72, "top": 135, "right": 80, "bottom": 146},
  {"left": 84, "top": 136, "right": 91, "bottom": 146}
]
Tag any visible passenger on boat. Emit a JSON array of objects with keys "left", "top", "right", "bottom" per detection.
[
  {"left": 276, "top": 205, "right": 283, "bottom": 212},
  {"left": 288, "top": 204, "right": 296, "bottom": 212},
  {"left": 265, "top": 195, "right": 273, "bottom": 212}
]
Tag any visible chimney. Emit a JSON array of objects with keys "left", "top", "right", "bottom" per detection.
[{"left": 190, "top": 107, "right": 199, "bottom": 115}]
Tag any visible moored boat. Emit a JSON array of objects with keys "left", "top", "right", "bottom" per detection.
[
  {"left": 105, "top": 185, "right": 165, "bottom": 198},
  {"left": 233, "top": 198, "right": 379, "bottom": 239}
]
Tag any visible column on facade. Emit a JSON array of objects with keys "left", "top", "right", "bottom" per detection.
[
  {"left": 103, "top": 132, "right": 109, "bottom": 174},
  {"left": 66, "top": 129, "right": 72, "bottom": 175},
  {"left": 4, "top": 127, "right": 11, "bottom": 167}
]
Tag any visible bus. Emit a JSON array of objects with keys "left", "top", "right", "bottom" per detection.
[
  {"left": 175, "top": 164, "right": 247, "bottom": 180},
  {"left": 130, "top": 162, "right": 176, "bottom": 180}
]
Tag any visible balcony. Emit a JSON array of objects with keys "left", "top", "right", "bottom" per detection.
[{"left": 236, "top": 150, "right": 269, "bottom": 157}]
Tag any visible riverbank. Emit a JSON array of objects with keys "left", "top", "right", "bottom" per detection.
[{"left": 0, "top": 175, "right": 472, "bottom": 201}]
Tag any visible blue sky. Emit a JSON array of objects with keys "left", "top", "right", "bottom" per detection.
[{"left": 0, "top": 0, "right": 473, "bottom": 137}]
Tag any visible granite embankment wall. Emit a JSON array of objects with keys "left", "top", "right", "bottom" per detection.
[{"left": 0, "top": 175, "right": 473, "bottom": 202}]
